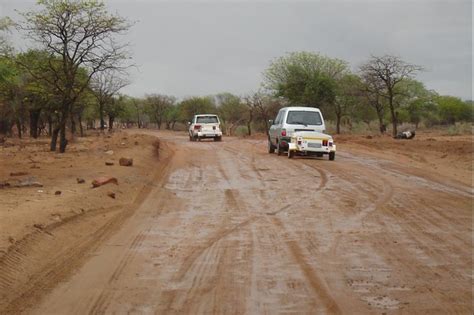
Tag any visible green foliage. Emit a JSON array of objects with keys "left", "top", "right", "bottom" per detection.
[
  {"left": 178, "top": 96, "right": 217, "bottom": 122},
  {"left": 436, "top": 95, "right": 472, "bottom": 124},
  {"left": 263, "top": 51, "right": 348, "bottom": 108}
]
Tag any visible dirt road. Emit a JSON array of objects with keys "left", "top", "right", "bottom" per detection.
[{"left": 4, "top": 131, "right": 473, "bottom": 314}]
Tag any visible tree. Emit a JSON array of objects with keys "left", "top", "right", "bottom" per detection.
[
  {"left": 0, "top": 17, "right": 13, "bottom": 57},
  {"left": 333, "top": 74, "right": 363, "bottom": 134},
  {"left": 360, "top": 55, "right": 423, "bottom": 137},
  {"left": 178, "top": 96, "right": 216, "bottom": 123},
  {"left": 145, "top": 94, "right": 176, "bottom": 129},
  {"left": 394, "top": 79, "right": 436, "bottom": 128},
  {"left": 19, "top": 0, "right": 132, "bottom": 152},
  {"left": 245, "top": 92, "right": 285, "bottom": 136},
  {"left": 263, "top": 52, "right": 348, "bottom": 110},
  {"left": 91, "top": 70, "right": 129, "bottom": 131},
  {"left": 436, "top": 95, "right": 472, "bottom": 124},
  {"left": 215, "top": 93, "right": 246, "bottom": 136}
]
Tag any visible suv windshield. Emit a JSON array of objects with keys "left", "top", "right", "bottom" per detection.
[
  {"left": 286, "top": 111, "right": 322, "bottom": 125},
  {"left": 196, "top": 116, "right": 218, "bottom": 124}
]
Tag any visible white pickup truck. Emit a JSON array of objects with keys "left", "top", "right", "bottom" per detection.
[
  {"left": 188, "top": 114, "right": 223, "bottom": 142},
  {"left": 287, "top": 131, "right": 336, "bottom": 160}
]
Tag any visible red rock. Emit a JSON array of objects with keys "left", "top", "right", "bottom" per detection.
[
  {"left": 91, "top": 176, "right": 118, "bottom": 188},
  {"left": 119, "top": 158, "right": 133, "bottom": 166}
]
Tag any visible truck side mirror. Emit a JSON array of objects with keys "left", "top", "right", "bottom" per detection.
[
  {"left": 187, "top": 121, "right": 191, "bottom": 125},
  {"left": 269, "top": 120, "right": 274, "bottom": 125}
]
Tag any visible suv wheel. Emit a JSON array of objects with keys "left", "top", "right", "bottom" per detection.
[
  {"left": 277, "top": 142, "right": 283, "bottom": 156},
  {"left": 329, "top": 152, "right": 335, "bottom": 161},
  {"left": 268, "top": 139, "right": 275, "bottom": 153}
]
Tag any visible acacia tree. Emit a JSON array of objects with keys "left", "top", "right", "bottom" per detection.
[
  {"left": 245, "top": 92, "right": 284, "bottom": 136},
  {"left": 216, "top": 93, "right": 246, "bottom": 136},
  {"left": 263, "top": 52, "right": 348, "bottom": 111},
  {"left": 333, "top": 74, "right": 363, "bottom": 134},
  {"left": 91, "top": 70, "right": 129, "bottom": 131},
  {"left": 360, "top": 73, "right": 387, "bottom": 134},
  {"left": 145, "top": 94, "right": 176, "bottom": 129},
  {"left": 19, "top": 0, "right": 132, "bottom": 152},
  {"left": 360, "top": 55, "right": 422, "bottom": 137}
]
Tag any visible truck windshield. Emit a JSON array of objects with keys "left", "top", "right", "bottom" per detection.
[
  {"left": 196, "top": 116, "right": 218, "bottom": 123},
  {"left": 286, "top": 111, "right": 322, "bottom": 125}
]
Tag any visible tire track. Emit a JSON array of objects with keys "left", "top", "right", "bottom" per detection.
[{"left": 269, "top": 216, "right": 342, "bottom": 314}]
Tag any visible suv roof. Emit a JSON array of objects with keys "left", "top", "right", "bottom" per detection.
[
  {"left": 194, "top": 114, "right": 218, "bottom": 117},
  {"left": 280, "top": 107, "right": 321, "bottom": 112}
]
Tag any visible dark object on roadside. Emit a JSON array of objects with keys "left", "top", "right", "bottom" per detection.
[
  {"left": 13, "top": 177, "right": 43, "bottom": 188},
  {"left": 107, "top": 191, "right": 116, "bottom": 199},
  {"left": 395, "top": 130, "right": 416, "bottom": 140},
  {"left": 55, "top": 190, "right": 62, "bottom": 195},
  {"left": 119, "top": 157, "right": 133, "bottom": 166},
  {"left": 92, "top": 176, "right": 118, "bottom": 188},
  {"left": 366, "top": 135, "right": 373, "bottom": 139},
  {"left": 0, "top": 181, "right": 11, "bottom": 189},
  {"left": 105, "top": 161, "right": 114, "bottom": 166},
  {"left": 10, "top": 171, "right": 29, "bottom": 176},
  {"left": 76, "top": 178, "right": 85, "bottom": 184}
]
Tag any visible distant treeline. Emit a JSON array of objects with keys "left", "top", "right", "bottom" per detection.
[{"left": 0, "top": 2, "right": 472, "bottom": 153}]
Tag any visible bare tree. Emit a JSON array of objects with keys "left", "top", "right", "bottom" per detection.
[
  {"left": 246, "top": 92, "right": 284, "bottom": 136},
  {"left": 91, "top": 70, "right": 129, "bottom": 131},
  {"left": 18, "top": 0, "right": 132, "bottom": 152},
  {"left": 360, "top": 74, "right": 387, "bottom": 134},
  {"left": 360, "top": 55, "right": 422, "bottom": 137}
]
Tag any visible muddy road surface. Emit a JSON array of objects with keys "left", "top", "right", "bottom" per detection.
[{"left": 4, "top": 131, "right": 472, "bottom": 314}]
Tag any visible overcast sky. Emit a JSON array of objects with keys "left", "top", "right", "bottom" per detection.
[{"left": 1, "top": 0, "right": 472, "bottom": 100}]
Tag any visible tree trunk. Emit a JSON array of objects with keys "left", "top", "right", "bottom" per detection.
[
  {"left": 99, "top": 102, "right": 105, "bottom": 131},
  {"left": 336, "top": 114, "right": 341, "bottom": 134},
  {"left": 70, "top": 114, "right": 76, "bottom": 135},
  {"left": 0, "top": 120, "right": 10, "bottom": 135},
  {"left": 388, "top": 93, "right": 398, "bottom": 137},
  {"left": 16, "top": 119, "right": 22, "bottom": 139},
  {"left": 29, "top": 109, "right": 41, "bottom": 139},
  {"left": 50, "top": 126, "right": 59, "bottom": 151},
  {"left": 78, "top": 114, "right": 84, "bottom": 137},
  {"left": 108, "top": 116, "right": 114, "bottom": 131},
  {"left": 59, "top": 121, "right": 68, "bottom": 153}
]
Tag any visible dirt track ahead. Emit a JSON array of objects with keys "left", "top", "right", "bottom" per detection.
[{"left": 16, "top": 131, "right": 473, "bottom": 314}]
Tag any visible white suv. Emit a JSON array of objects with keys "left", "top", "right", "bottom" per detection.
[
  {"left": 268, "top": 107, "right": 326, "bottom": 155},
  {"left": 188, "top": 114, "right": 223, "bottom": 142}
]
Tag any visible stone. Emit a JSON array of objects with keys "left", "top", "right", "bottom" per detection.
[
  {"left": 105, "top": 150, "right": 114, "bottom": 155},
  {"left": 107, "top": 192, "right": 116, "bottom": 199},
  {"left": 76, "top": 178, "right": 85, "bottom": 184},
  {"left": 91, "top": 176, "right": 118, "bottom": 188},
  {"left": 105, "top": 161, "right": 114, "bottom": 166},
  {"left": 119, "top": 158, "right": 133, "bottom": 166}
]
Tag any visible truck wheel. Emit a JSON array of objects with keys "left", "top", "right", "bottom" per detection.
[
  {"left": 288, "top": 150, "right": 294, "bottom": 159},
  {"left": 268, "top": 140, "right": 275, "bottom": 153},
  {"left": 329, "top": 152, "right": 335, "bottom": 161}
]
